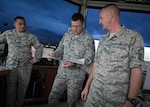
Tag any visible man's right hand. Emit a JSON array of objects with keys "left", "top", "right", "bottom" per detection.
[{"left": 81, "top": 87, "right": 89, "bottom": 101}]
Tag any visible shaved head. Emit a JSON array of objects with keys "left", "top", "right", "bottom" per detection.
[
  {"left": 102, "top": 4, "right": 120, "bottom": 17},
  {"left": 99, "top": 4, "right": 121, "bottom": 32}
]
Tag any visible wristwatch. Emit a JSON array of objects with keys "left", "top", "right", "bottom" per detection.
[{"left": 126, "top": 97, "right": 139, "bottom": 106}]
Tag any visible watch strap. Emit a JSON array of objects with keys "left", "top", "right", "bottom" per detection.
[{"left": 126, "top": 97, "right": 139, "bottom": 106}]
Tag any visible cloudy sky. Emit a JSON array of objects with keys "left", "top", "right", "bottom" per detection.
[
  {"left": 86, "top": 8, "right": 150, "bottom": 47},
  {"left": 0, "top": 0, "right": 78, "bottom": 45},
  {"left": 0, "top": 0, "right": 150, "bottom": 46}
]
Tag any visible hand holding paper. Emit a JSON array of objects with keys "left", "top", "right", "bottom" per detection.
[
  {"left": 40, "top": 48, "right": 85, "bottom": 65},
  {"left": 65, "top": 59, "right": 85, "bottom": 65},
  {"left": 42, "top": 48, "right": 54, "bottom": 58},
  {"left": 48, "top": 56, "right": 60, "bottom": 61}
]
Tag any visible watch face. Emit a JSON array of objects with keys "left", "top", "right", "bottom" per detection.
[
  {"left": 131, "top": 99, "right": 139, "bottom": 105},
  {"left": 127, "top": 98, "right": 139, "bottom": 106}
]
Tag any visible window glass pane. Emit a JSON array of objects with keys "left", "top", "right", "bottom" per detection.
[{"left": 86, "top": 8, "right": 150, "bottom": 47}]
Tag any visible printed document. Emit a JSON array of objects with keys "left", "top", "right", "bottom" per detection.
[
  {"left": 48, "top": 56, "right": 85, "bottom": 65},
  {"left": 42, "top": 48, "right": 54, "bottom": 58}
]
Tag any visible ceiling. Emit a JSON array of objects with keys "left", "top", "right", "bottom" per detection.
[
  {"left": 68, "top": 0, "right": 150, "bottom": 12},
  {"left": 0, "top": 0, "right": 150, "bottom": 46}
]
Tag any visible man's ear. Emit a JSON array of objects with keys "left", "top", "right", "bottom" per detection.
[{"left": 82, "top": 22, "right": 85, "bottom": 28}]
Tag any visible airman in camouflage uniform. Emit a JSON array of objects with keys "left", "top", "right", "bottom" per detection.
[
  {"left": 81, "top": 4, "right": 144, "bottom": 107},
  {"left": 0, "top": 16, "right": 43, "bottom": 107},
  {"left": 48, "top": 13, "right": 95, "bottom": 107}
]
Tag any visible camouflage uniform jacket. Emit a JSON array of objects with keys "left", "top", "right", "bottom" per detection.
[
  {"left": 0, "top": 29, "right": 43, "bottom": 69},
  {"left": 54, "top": 30, "right": 95, "bottom": 76},
  {"left": 93, "top": 25, "right": 144, "bottom": 101}
]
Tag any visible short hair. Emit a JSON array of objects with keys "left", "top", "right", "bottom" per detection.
[
  {"left": 71, "top": 13, "right": 84, "bottom": 23},
  {"left": 102, "top": 4, "right": 120, "bottom": 16},
  {"left": 14, "top": 16, "right": 25, "bottom": 22}
]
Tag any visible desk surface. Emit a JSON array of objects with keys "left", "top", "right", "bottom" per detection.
[{"left": 0, "top": 66, "right": 10, "bottom": 76}]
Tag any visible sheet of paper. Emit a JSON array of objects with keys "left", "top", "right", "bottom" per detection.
[
  {"left": 47, "top": 56, "right": 85, "bottom": 65},
  {"left": 42, "top": 48, "right": 54, "bottom": 58},
  {"left": 37, "top": 47, "right": 85, "bottom": 65},
  {"left": 66, "top": 59, "right": 85, "bottom": 65},
  {"left": 48, "top": 56, "right": 60, "bottom": 61}
]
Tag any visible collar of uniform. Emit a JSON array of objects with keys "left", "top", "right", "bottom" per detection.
[
  {"left": 13, "top": 29, "right": 26, "bottom": 37},
  {"left": 71, "top": 31, "right": 84, "bottom": 40},
  {"left": 106, "top": 32, "right": 116, "bottom": 41},
  {"left": 114, "top": 25, "right": 126, "bottom": 38},
  {"left": 13, "top": 29, "right": 19, "bottom": 37},
  {"left": 106, "top": 25, "right": 126, "bottom": 40},
  {"left": 12, "top": 29, "right": 16, "bottom": 34}
]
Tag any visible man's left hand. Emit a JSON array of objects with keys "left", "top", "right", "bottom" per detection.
[{"left": 62, "top": 61, "right": 76, "bottom": 68}]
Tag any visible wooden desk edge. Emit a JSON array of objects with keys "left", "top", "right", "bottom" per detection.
[{"left": 0, "top": 69, "right": 10, "bottom": 76}]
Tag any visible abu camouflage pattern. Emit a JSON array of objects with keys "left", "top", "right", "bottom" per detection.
[
  {"left": 48, "top": 30, "right": 95, "bottom": 107},
  {"left": 85, "top": 26, "right": 144, "bottom": 107}
]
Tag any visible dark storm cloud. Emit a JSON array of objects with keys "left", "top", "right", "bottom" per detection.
[{"left": 0, "top": 0, "right": 150, "bottom": 46}]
